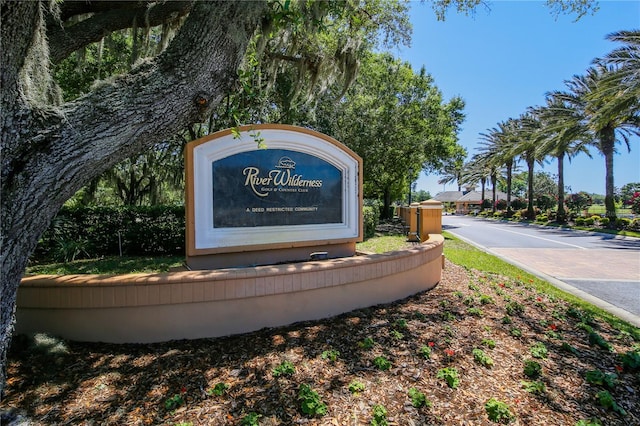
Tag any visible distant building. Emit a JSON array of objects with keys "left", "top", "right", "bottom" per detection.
[{"left": 434, "top": 190, "right": 508, "bottom": 214}]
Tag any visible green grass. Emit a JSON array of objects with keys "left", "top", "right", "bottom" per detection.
[
  {"left": 442, "top": 231, "right": 639, "bottom": 339},
  {"left": 587, "top": 205, "right": 633, "bottom": 215},
  {"left": 25, "top": 256, "right": 184, "bottom": 275},
  {"left": 356, "top": 235, "right": 408, "bottom": 253}
]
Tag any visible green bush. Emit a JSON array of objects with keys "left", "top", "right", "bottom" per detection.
[
  {"left": 574, "top": 217, "right": 585, "bottom": 226},
  {"left": 584, "top": 217, "right": 595, "bottom": 226},
  {"left": 535, "top": 214, "right": 548, "bottom": 223},
  {"left": 363, "top": 205, "right": 379, "bottom": 239},
  {"left": 33, "top": 205, "right": 185, "bottom": 262},
  {"left": 615, "top": 217, "right": 631, "bottom": 230},
  {"left": 599, "top": 217, "right": 610, "bottom": 227}
]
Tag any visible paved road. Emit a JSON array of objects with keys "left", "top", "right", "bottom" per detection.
[{"left": 442, "top": 215, "right": 640, "bottom": 326}]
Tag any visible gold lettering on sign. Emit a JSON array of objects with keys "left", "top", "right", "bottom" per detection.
[{"left": 242, "top": 165, "right": 323, "bottom": 198}]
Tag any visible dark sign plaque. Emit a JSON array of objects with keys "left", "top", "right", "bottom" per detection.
[{"left": 212, "top": 149, "right": 342, "bottom": 228}]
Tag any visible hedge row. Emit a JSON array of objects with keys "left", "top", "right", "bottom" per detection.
[
  {"left": 33, "top": 205, "right": 382, "bottom": 263},
  {"left": 33, "top": 206, "right": 185, "bottom": 262}
]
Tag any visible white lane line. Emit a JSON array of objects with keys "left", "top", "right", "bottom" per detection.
[{"left": 489, "top": 226, "right": 587, "bottom": 249}]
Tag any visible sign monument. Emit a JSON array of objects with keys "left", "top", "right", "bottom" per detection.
[{"left": 186, "top": 124, "right": 362, "bottom": 269}]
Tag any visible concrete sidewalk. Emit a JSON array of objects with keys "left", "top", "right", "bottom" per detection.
[{"left": 489, "top": 247, "right": 640, "bottom": 327}]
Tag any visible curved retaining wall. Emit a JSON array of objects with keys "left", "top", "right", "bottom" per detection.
[{"left": 16, "top": 235, "right": 444, "bottom": 343}]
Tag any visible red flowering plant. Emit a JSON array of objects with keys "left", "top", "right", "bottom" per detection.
[{"left": 630, "top": 192, "right": 640, "bottom": 215}]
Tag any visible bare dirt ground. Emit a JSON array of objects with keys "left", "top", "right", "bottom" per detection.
[{"left": 1, "top": 261, "right": 639, "bottom": 425}]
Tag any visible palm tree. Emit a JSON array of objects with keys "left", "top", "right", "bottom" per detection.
[
  {"left": 478, "top": 119, "right": 520, "bottom": 213},
  {"left": 559, "top": 65, "right": 640, "bottom": 222},
  {"left": 438, "top": 157, "right": 465, "bottom": 191},
  {"left": 531, "top": 94, "right": 592, "bottom": 222},
  {"left": 595, "top": 30, "right": 640, "bottom": 121},
  {"left": 510, "top": 114, "right": 546, "bottom": 220},
  {"left": 460, "top": 157, "right": 490, "bottom": 211}
]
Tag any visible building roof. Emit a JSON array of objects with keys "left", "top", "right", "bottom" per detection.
[
  {"left": 433, "top": 191, "right": 465, "bottom": 202},
  {"left": 456, "top": 190, "right": 509, "bottom": 203}
]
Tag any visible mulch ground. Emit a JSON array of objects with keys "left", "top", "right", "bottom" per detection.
[{"left": 1, "top": 260, "right": 639, "bottom": 425}]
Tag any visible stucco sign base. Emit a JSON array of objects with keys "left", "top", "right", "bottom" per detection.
[{"left": 16, "top": 235, "right": 444, "bottom": 343}]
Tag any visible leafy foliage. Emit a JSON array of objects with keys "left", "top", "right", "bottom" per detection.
[
  {"left": 32, "top": 206, "right": 185, "bottom": 262},
  {"left": 437, "top": 367, "right": 460, "bottom": 388},
  {"left": 485, "top": 398, "right": 515, "bottom": 423},
  {"left": 298, "top": 384, "right": 327, "bottom": 417}
]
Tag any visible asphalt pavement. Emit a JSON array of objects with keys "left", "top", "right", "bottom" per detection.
[{"left": 442, "top": 215, "right": 640, "bottom": 327}]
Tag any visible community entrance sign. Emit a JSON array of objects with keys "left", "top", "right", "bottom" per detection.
[{"left": 186, "top": 124, "right": 362, "bottom": 269}]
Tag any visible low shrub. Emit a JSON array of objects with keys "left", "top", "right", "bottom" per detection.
[
  {"left": 363, "top": 205, "right": 379, "bottom": 239},
  {"left": 535, "top": 214, "right": 548, "bottom": 223},
  {"left": 33, "top": 205, "right": 185, "bottom": 262},
  {"left": 615, "top": 217, "right": 631, "bottom": 230}
]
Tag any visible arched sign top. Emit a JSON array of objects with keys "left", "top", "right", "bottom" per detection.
[{"left": 185, "top": 125, "right": 363, "bottom": 268}]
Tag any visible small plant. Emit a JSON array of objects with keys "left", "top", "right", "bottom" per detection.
[
  {"left": 521, "top": 380, "right": 546, "bottom": 395},
  {"left": 530, "top": 342, "right": 548, "bottom": 359},
  {"left": 437, "top": 367, "right": 460, "bottom": 389},
  {"left": 419, "top": 345, "right": 432, "bottom": 359},
  {"left": 501, "top": 315, "right": 512, "bottom": 324},
  {"left": 481, "top": 339, "right": 496, "bottom": 349},
  {"left": 620, "top": 350, "right": 640, "bottom": 371},
  {"left": 505, "top": 301, "right": 524, "bottom": 315},
  {"left": 523, "top": 360, "right": 542, "bottom": 379},
  {"left": 208, "top": 382, "right": 229, "bottom": 396},
  {"left": 473, "top": 348, "right": 494, "bottom": 368},
  {"left": 453, "top": 291, "right": 464, "bottom": 298},
  {"left": 298, "top": 384, "right": 327, "bottom": 417},
  {"left": 394, "top": 318, "right": 408, "bottom": 329},
  {"left": 441, "top": 311, "right": 456, "bottom": 321},
  {"left": 371, "top": 404, "right": 389, "bottom": 426},
  {"left": 164, "top": 393, "right": 185, "bottom": 411},
  {"left": 510, "top": 327, "right": 522, "bottom": 337},
  {"left": 373, "top": 356, "right": 392, "bottom": 371},
  {"left": 408, "top": 387, "right": 431, "bottom": 408},
  {"left": 359, "top": 337, "right": 375, "bottom": 349},
  {"left": 240, "top": 412, "right": 261, "bottom": 426},
  {"left": 588, "top": 332, "right": 613, "bottom": 352},
  {"left": 585, "top": 370, "right": 618, "bottom": 389},
  {"left": 485, "top": 398, "right": 515, "bottom": 423},
  {"left": 348, "top": 380, "right": 366, "bottom": 394},
  {"left": 468, "top": 283, "right": 480, "bottom": 291},
  {"left": 561, "top": 342, "right": 579, "bottom": 355},
  {"left": 321, "top": 349, "right": 340, "bottom": 362},
  {"left": 391, "top": 330, "right": 404, "bottom": 340},
  {"left": 480, "top": 294, "right": 495, "bottom": 304},
  {"left": 371, "top": 404, "right": 388, "bottom": 426},
  {"left": 596, "top": 390, "right": 626, "bottom": 415},
  {"left": 467, "top": 307, "right": 483, "bottom": 317},
  {"left": 463, "top": 296, "right": 476, "bottom": 306},
  {"left": 272, "top": 360, "right": 296, "bottom": 377}
]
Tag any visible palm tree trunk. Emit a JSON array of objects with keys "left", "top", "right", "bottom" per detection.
[
  {"left": 600, "top": 125, "right": 617, "bottom": 224},
  {"left": 491, "top": 173, "right": 497, "bottom": 213},
  {"left": 526, "top": 155, "right": 535, "bottom": 220},
  {"left": 506, "top": 160, "right": 513, "bottom": 213},
  {"left": 556, "top": 153, "right": 566, "bottom": 223}
]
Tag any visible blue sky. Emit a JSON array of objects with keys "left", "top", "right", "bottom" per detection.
[{"left": 397, "top": 0, "right": 640, "bottom": 196}]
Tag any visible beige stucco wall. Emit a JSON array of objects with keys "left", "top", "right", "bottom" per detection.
[{"left": 16, "top": 235, "right": 444, "bottom": 343}]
